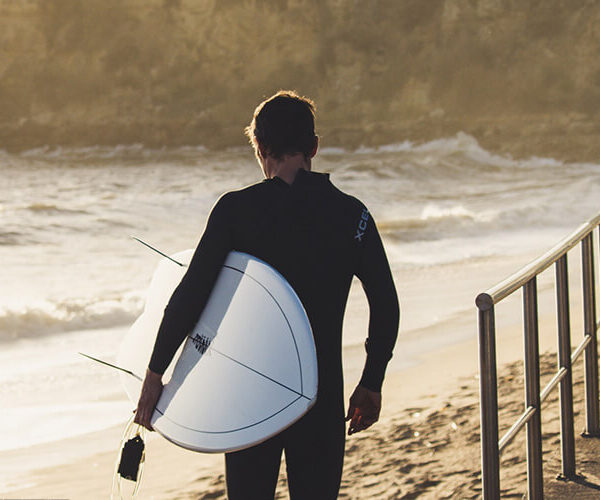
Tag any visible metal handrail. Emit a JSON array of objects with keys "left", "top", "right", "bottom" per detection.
[
  {"left": 477, "top": 213, "right": 600, "bottom": 499},
  {"left": 477, "top": 214, "right": 600, "bottom": 309},
  {"left": 498, "top": 406, "right": 536, "bottom": 452}
]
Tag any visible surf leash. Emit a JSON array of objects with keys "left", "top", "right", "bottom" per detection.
[
  {"left": 111, "top": 413, "right": 147, "bottom": 499},
  {"left": 131, "top": 236, "right": 186, "bottom": 267},
  {"left": 78, "top": 354, "right": 147, "bottom": 496}
]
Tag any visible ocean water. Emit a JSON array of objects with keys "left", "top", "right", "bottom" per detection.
[{"left": 1, "top": 133, "right": 599, "bottom": 486}]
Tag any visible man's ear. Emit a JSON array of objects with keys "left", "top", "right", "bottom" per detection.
[
  {"left": 309, "top": 135, "right": 319, "bottom": 159},
  {"left": 257, "top": 141, "right": 269, "bottom": 160}
]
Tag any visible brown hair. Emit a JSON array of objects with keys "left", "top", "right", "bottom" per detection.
[{"left": 245, "top": 90, "right": 316, "bottom": 159}]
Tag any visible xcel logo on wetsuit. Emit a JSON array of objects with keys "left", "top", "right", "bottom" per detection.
[{"left": 354, "top": 209, "right": 369, "bottom": 242}]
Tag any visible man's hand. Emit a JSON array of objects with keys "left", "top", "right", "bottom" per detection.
[
  {"left": 345, "top": 385, "right": 382, "bottom": 435},
  {"left": 134, "top": 369, "right": 164, "bottom": 431}
]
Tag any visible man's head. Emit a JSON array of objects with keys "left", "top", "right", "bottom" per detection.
[{"left": 245, "top": 90, "right": 318, "bottom": 161}]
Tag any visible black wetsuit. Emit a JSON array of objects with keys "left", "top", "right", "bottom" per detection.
[{"left": 148, "top": 169, "right": 399, "bottom": 499}]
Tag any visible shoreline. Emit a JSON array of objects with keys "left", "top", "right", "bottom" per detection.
[
  {"left": 4, "top": 332, "right": 482, "bottom": 500},
  {"left": 6, "top": 295, "right": 574, "bottom": 499},
  {"left": 3, "top": 248, "right": 587, "bottom": 498}
]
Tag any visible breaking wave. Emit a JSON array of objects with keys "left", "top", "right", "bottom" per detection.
[
  {"left": 16, "top": 144, "right": 209, "bottom": 162},
  {"left": 0, "top": 294, "right": 144, "bottom": 341}
]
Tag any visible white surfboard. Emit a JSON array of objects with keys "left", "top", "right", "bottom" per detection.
[{"left": 117, "top": 250, "right": 318, "bottom": 453}]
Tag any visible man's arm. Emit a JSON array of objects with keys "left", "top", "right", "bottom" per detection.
[
  {"left": 347, "top": 209, "right": 399, "bottom": 434},
  {"left": 135, "top": 194, "right": 233, "bottom": 430}
]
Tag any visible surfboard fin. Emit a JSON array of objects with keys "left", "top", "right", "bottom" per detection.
[
  {"left": 130, "top": 236, "right": 186, "bottom": 267},
  {"left": 79, "top": 352, "right": 143, "bottom": 381}
]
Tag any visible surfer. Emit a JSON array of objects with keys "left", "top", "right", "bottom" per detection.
[{"left": 135, "top": 90, "right": 399, "bottom": 498}]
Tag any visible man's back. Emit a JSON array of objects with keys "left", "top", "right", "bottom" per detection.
[{"left": 149, "top": 168, "right": 398, "bottom": 406}]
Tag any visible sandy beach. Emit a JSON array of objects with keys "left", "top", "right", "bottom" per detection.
[
  {"left": 5, "top": 264, "right": 593, "bottom": 500},
  {"left": 3, "top": 323, "right": 486, "bottom": 500}
]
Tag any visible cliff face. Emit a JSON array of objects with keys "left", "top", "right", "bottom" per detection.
[{"left": 2, "top": 0, "right": 600, "bottom": 159}]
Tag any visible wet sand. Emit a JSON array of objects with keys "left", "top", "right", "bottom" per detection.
[{"left": 8, "top": 310, "right": 591, "bottom": 499}]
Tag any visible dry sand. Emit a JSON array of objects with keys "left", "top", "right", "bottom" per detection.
[
  {"left": 5, "top": 258, "right": 598, "bottom": 499},
  {"left": 8, "top": 316, "right": 598, "bottom": 499}
]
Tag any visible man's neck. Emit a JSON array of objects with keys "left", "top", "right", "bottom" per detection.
[{"left": 263, "top": 154, "right": 311, "bottom": 185}]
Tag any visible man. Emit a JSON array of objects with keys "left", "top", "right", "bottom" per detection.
[{"left": 135, "top": 90, "right": 399, "bottom": 499}]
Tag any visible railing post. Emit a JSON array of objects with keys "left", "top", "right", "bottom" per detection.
[
  {"left": 523, "top": 278, "right": 544, "bottom": 499},
  {"left": 555, "top": 255, "right": 576, "bottom": 478},
  {"left": 477, "top": 299, "right": 500, "bottom": 500},
  {"left": 582, "top": 233, "right": 599, "bottom": 436}
]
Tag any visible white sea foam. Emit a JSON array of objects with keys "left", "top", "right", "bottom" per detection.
[
  {"left": 420, "top": 203, "right": 483, "bottom": 222},
  {"left": 321, "top": 133, "right": 500, "bottom": 158},
  {"left": 318, "top": 146, "right": 347, "bottom": 155},
  {"left": 4, "top": 133, "right": 599, "bottom": 310},
  {"left": 17, "top": 143, "right": 208, "bottom": 161},
  {"left": 0, "top": 295, "right": 143, "bottom": 340}
]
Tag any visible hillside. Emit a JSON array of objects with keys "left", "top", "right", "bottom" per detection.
[{"left": 2, "top": 0, "right": 600, "bottom": 160}]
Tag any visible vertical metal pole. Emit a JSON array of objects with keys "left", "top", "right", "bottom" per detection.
[
  {"left": 582, "top": 233, "right": 600, "bottom": 436},
  {"left": 556, "top": 255, "right": 576, "bottom": 478},
  {"left": 478, "top": 302, "right": 500, "bottom": 500},
  {"left": 523, "top": 278, "right": 544, "bottom": 499}
]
